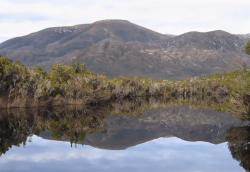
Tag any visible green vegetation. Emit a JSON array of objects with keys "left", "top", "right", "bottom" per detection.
[
  {"left": 174, "top": 70, "right": 250, "bottom": 116},
  {"left": 0, "top": 55, "right": 169, "bottom": 108},
  {"left": 246, "top": 41, "right": 250, "bottom": 55},
  {"left": 0, "top": 55, "right": 250, "bottom": 116}
]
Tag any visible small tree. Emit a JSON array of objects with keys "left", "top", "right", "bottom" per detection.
[
  {"left": 71, "top": 62, "right": 87, "bottom": 74},
  {"left": 49, "top": 64, "right": 73, "bottom": 85},
  {"left": 246, "top": 41, "right": 250, "bottom": 55}
]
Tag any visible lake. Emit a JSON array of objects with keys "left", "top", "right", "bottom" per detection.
[{"left": 0, "top": 102, "right": 249, "bottom": 172}]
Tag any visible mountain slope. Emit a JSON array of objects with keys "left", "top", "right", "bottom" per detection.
[
  {"left": 0, "top": 20, "right": 168, "bottom": 66},
  {"left": 238, "top": 33, "right": 250, "bottom": 39},
  {"left": 0, "top": 20, "right": 249, "bottom": 79},
  {"left": 71, "top": 30, "right": 250, "bottom": 79}
]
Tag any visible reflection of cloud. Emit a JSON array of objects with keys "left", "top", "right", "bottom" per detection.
[
  {"left": 0, "top": 0, "right": 250, "bottom": 41},
  {"left": 0, "top": 136, "right": 244, "bottom": 172},
  {"left": 0, "top": 136, "right": 126, "bottom": 162}
]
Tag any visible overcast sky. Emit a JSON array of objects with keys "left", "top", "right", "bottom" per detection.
[{"left": 0, "top": 0, "right": 250, "bottom": 43}]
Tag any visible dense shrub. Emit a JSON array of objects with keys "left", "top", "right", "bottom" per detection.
[{"left": 0, "top": 56, "right": 250, "bottom": 116}]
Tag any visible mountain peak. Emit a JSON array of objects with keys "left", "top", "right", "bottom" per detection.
[
  {"left": 180, "top": 30, "right": 232, "bottom": 36},
  {"left": 93, "top": 19, "right": 131, "bottom": 24},
  {"left": 208, "top": 30, "right": 230, "bottom": 34}
]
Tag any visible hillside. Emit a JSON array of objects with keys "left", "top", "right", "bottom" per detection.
[{"left": 0, "top": 20, "right": 249, "bottom": 79}]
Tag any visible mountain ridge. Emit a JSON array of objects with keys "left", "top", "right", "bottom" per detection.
[{"left": 0, "top": 19, "right": 249, "bottom": 79}]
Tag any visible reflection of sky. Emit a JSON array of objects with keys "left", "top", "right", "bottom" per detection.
[{"left": 0, "top": 136, "right": 244, "bottom": 172}]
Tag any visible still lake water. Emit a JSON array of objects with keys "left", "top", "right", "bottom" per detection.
[{"left": 0, "top": 103, "right": 249, "bottom": 172}]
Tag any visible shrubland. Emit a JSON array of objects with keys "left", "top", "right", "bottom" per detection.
[{"left": 0, "top": 55, "right": 249, "bottom": 116}]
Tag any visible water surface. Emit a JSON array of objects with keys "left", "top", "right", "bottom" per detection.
[{"left": 0, "top": 103, "right": 249, "bottom": 172}]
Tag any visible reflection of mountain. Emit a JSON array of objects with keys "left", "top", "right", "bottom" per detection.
[
  {"left": 1, "top": 103, "right": 250, "bottom": 172},
  {"left": 83, "top": 106, "right": 249, "bottom": 150},
  {"left": 0, "top": 103, "right": 249, "bottom": 156}
]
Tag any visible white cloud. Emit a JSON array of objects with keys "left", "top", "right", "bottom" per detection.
[{"left": 0, "top": 0, "right": 250, "bottom": 42}]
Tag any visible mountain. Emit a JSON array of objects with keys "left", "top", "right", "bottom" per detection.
[
  {"left": 0, "top": 20, "right": 249, "bottom": 79},
  {"left": 0, "top": 20, "right": 167, "bottom": 66}
]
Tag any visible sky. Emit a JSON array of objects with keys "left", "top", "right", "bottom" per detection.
[{"left": 0, "top": 0, "right": 250, "bottom": 43}]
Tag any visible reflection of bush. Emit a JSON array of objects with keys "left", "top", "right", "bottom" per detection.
[
  {"left": 0, "top": 101, "right": 160, "bottom": 154},
  {"left": 0, "top": 110, "right": 35, "bottom": 155},
  {"left": 0, "top": 99, "right": 198, "bottom": 154},
  {"left": 226, "top": 127, "right": 250, "bottom": 171},
  {"left": 1, "top": 99, "right": 250, "bottom": 162},
  {"left": 0, "top": 107, "right": 107, "bottom": 154},
  {"left": 40, "top": 107, "right": 108, "bottom": 144}
]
